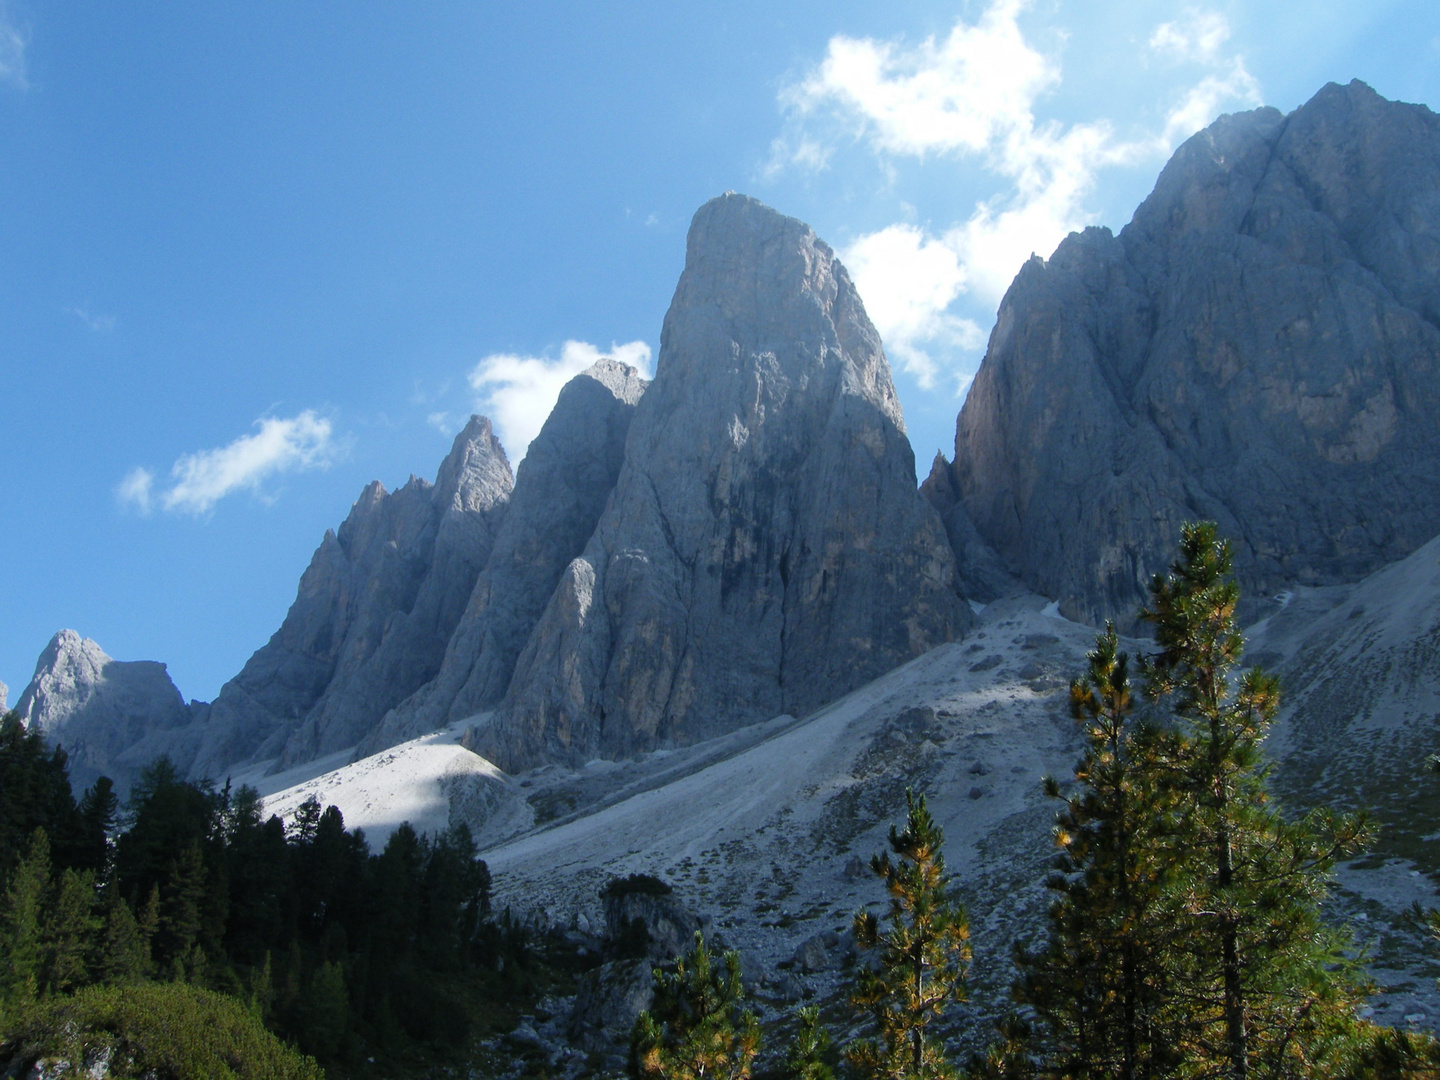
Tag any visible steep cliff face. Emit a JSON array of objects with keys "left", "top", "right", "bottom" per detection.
[
  {"left": 934, "top": 81, "right": 1440, "bottom": 627},
  {"left": 479, "top": 193, "right": 970, "bottom": 771},
  {"left": 190, "top": 416, "right": 513, "bottom": 776},
  {"left": 14, "top": 631, "right": 201, "bottom": 793},
  {"left": 361, "top": 360, "right": 648, "bottom": 754}
]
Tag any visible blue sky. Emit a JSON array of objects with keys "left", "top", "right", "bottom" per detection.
[{"left": 2, "top": 1, "right": 1437, "bottom": 703}]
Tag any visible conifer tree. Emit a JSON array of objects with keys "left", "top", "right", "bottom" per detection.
[
  {"left": 786, "top": 1005, "right": 836, "bottom": 1080},
  {"left": 1012, "top": 625, "right": 1183, "bottom": 1080},
  {"left": 40, "top": 866, "right": 99, "bottom": 994},
  {"left": 98, "top": 897, "right": 152, "bottom": 985},
  {"left": 0, "top": 827, "right": 50, "bottom": 1007},
  {"left": 849, "top": 790, "right": 970, "bottom": 1080},
  {"left": 1141, "top": 522, "right": 1373, "bottom": 1079},
  {"left": 630, "top": 931, "right": 761, "bottom": 1080}
]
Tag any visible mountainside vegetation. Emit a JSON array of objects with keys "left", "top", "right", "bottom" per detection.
[
  {"left": 7, "top": 526, "right": 1440, "bottom": 1079},
  {"left": 0, "top": 714, "right": 578, "bottom": 1078}
]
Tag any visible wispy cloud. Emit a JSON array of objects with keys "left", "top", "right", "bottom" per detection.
[
  {"left": 69, "top": 307, "right": 116, "bottom": 333},
  {"left": 1150, "top": 8, "right": 1231, "bottom": 62},
  {"left": 116, "top": 468, "right": 155, "bottom": 514},
  {"left": 469, "top": 340, "right": 651, "bottom": 461},
  {"left": 773, "top": 2, "right": 1261, "bottom": 390},
  {"left": 0, "top": 7, "right": 27, "bottom": 90},
  {"left": 118, "top": 411, "right": 337, "bottom": 516}
]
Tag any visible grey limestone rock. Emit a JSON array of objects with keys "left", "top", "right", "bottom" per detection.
[
  {"left": 939, "top": 81, "right": 1440, "bottom": 628},
  {"left": 0, "top": 681, "right": 7, "bottom": 713},
  {"left": 479, "top": 193, "right": 971, "bottom": 771},
  {"left": 190, "top": 416, "right": 513, "bottom": 776},
  {"left": 14, "top": 631, "right": 201, "bottom": 794},
  {"left": 360, "top": 360, "right": 647, "bottom": 755}
]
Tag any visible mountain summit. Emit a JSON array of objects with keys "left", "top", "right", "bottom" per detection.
[
  {"left": 926, "top": 80, "right": 1440, "bottom": 627},
  {"left": 478, "top": 193, "right": 970, "bottom": 770}
]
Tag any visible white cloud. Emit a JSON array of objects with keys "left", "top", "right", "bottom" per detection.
[
  {"left": 469, "top": 340, "right": 652, "bottom": 461},
  {"left": 1150, "top": 9, "right": 1231, "bottom": 63},
  {"left": 782, "top": 0, "right": 1055, "bottom": 161},
  {"left": 1159, "top": 60, "right": 1262, "bottom": 148},
  {"left": 70, "top": 307, "right": 116, "bottom": 333},
  {"left": 774, "top": 1, "right": 1262, "bottom": 381},
  {"left": 116, "top": 468, "right": 154, "bottom": 514},
  {"left": 0, "top": 9, "right": 26, "bottom": 90},
  {"left": 119, "top": 411, "right": 336, "bottom": 516},
  {"left": 841, "top": 225, "right": 983, "bottom": 390},
  {"left": 163, "top": 412, "right": 334, "bottom": 514}
]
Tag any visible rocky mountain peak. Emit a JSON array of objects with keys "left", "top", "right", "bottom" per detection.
[
  {"left": 15, "top": 630, "right": 194, "bottom": 794},
  {"left": 435, "top": 414, "right": 513, "bottom": 514},
  {"left": 480, "top": 193, "right": 969, "bottom": 771},
  {"left": 939, "top": 80, "right": 1440, "bottom": 628},
  {"left": 358, "top": 360, "right": 650, "bottom": 754}
]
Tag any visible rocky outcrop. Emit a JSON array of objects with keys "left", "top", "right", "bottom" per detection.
[
  {"left": 190, "top": 417, "right": 513, "bottom": 776},
  {"left": 360, "top": 361, "right": 647, "bottom": 755},
  {"left": 935, "top": 81, "right": 1440, "bottom": 627},
  {"left": 478, "top": 193, "right": 970, "bottom": 771},
  {"left": 14, "top": 631, "right": 202, "bottom": 794}
]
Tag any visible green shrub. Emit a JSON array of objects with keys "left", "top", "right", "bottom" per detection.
[{"left": 1, "top": 981, "right": 323, "bottom": 1079}]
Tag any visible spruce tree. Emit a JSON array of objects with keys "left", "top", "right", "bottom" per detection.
[
  {"left": 98, "top": 897, "right": 152, "bottom": 985},
  {"left": 0, "top": 827, "right": 50, "bottom": 1007},
  {"left": 849, "top": 790, "right": 970, "bottom": 1080},
  {"left": 1141, "top": 522, "right": 1373, "bottom": 1079},
  {"left": 1012, "top": 625, "right": 1184, "bottom": 1080},
  {"left": 630, "top": 931, "right": 761, "bottom": 1080},
  {"left": 786, "top": 1005, "right": 836, "bottom": 1080},
  {"left": 40, "top": 866, "right": 99, "bottom": 994}
]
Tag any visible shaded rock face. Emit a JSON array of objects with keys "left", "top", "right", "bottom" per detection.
[
  {"left": 14, "top": 631, "right": 200, "bottom": 794},
  {"left": 191, "top": 417, "right": 513, "bottom": 776},
  {"left": 937, "top": 81, "right": 1440, "bottom": 628},
  {"left": 481, "top": 193, "right": 970, "bottom": 771},
  {"left": 360, "top": 361, "right": 647, "bottom": 755}
]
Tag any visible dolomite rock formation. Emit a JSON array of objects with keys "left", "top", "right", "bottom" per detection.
[
  {"left": 926, "top": 80, "right": 1440, "bottom": 627},
  {"left": 360, "top": 360, "right": 647, "bottom": 754},
  {"left": 478, "top": 193, "right": 970, "bottom": 771},
  {"left": 14, "top": 631, "right": 201, "bottom": 793},
  {"left": 190, "top": 416, "right": 513, "bottom": 776}
]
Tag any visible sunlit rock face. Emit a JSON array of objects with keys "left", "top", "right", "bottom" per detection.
[
  {"left": 930, "top": 80, "right": 1440, "bottom": 628},
  {"left": 15, "top": 630, "right": 199, "bottom": 795},
  {"left": 361, "top": 360, "right": 648, "bottom": 755},
  {"left": 192, "top": 416, "right": 514, "bottom": 777},
  {"left": 480, "top": 193, "right": 971, "bottom": 772}
]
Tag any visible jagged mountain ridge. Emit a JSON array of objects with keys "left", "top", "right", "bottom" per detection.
[
  {"left": 359, "top": 359, "right": 649, "bottom": 756},
  {"left": 925, "top": 80, "right": 1440, "bottom": 627},
  {"left": 18, "top": 196, "right": 969, "bottom": 784},
  {"left": 478, "top": 193, "right": 970, "bottom": 772}
]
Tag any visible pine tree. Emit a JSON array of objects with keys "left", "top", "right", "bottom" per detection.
[
  {"left": 155, "top": 841, "right": 208, "bottom": 976},
  {"left": 630, "top": 931, "right": 761, "bottom": 1080},
  {"left": 1011, "top": 625, "right": 1184, "bottom": 1080},
  {"left": 40, "top": 866, "right": 99, "bottom": 994},
  {"left": 98, "top": 897, "right": 152, "bottom": 985},
  {"left": 0, "top": 828, "right": 51, "bottom": 1007},
  {"left": 848, "top": 790, "right": 970, "bottom": 1080},
  {"left": 1141, "top": 522, "right": 1374, "bottom": 1079},
  {"left": 786, "top": 1005, "right": 836, "bottom": 1080}
]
